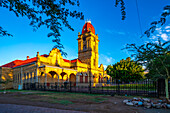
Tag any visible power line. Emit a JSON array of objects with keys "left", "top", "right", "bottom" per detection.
[{"left": 135, "top": 0, "right": 143, "bottom": 35}]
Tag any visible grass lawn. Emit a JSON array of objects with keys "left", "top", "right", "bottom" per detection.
[
  {"left": 94, "top": 84, "right": 156, "bottom": 91},
  {"left": 0, "top": 89, "right": 108, "bottom": 105}
]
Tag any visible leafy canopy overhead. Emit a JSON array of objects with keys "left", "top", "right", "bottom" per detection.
[
  {"left": 125, "top": 38, "right": 170, "bottom": 80},
  {"left": 0, "top": 0, "right": 84, "bottom": 56}
]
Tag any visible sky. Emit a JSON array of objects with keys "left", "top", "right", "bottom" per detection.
[{"left": 0, "top": 0, "right": 170, "bottom": 69}]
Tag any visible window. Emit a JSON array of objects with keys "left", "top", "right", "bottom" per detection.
[
  {"left": 18, "top": 74, "right": 19, "bottom": 83},
  {"left": 30, "top": 72, "right": 32, "bottom": 81},
  {"left": 27, "top": 72, "right": 29, "bottom": 80},
  {"left": 24, "top": 73, "right": 26, "bottom": 82},
  {"left": 80, "top": 73, "right": 83, "bottom": 83},
  {"left": 83, "top": 44, "right": 87, "bottom": 51},
  {"left": 85, "top": 74, "right": 88, "bottom": 83},
  {"left": 83, "top": 37, "right": 86, "bottom": 41},
  {"left": 78, "top": 43, "right": 81, "bottom": 51}
]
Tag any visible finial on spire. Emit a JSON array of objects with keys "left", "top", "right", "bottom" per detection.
[{"left": 85, "top": 19, "right": 91, "bottom": 24}]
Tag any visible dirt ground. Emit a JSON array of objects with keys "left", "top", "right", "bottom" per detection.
[{"left": 0, "top": 90, "right": 169, "bottom": 113}]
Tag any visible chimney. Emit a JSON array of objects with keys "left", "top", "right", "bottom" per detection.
[{"left": 27, "top": 56, "right": 29, "bottom": 60}]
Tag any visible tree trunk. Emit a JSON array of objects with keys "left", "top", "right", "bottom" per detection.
[{"left": 165, "top": 78, "right": 169, "bottom": 100}]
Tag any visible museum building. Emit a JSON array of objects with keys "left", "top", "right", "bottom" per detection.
[{"left": 0, "top": 21, "right": 111, "bottom": 89}]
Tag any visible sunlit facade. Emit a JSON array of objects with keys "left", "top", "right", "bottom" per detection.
[{"left": 0, "top": 21, "right": 111, "bottom": 89}]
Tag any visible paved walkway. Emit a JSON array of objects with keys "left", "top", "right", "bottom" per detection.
[{"left": 0, "top": 104, "right": 87, "bottom": 113}]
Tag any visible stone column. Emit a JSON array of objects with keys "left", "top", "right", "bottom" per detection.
[
  {"left": 57, "top": 75, "right": 59, "bottom": 87},
  {"left": 20, "top": 67, "right": 23, "bottom": 89},
  {"left": 45, "top": 73, "right": 47, "bottom": 87},
  {"left": 76, "top": 73, "right": 79, "bottom": 86},
  {"left": 83, "top": 73, "right": 85, "bottom": 83},
  {"left": 36, "top": 66, "right": 38, "bottom": 83}
]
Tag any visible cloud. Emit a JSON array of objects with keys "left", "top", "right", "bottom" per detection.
[
  {"left": 106, "top": 57, "right": 114, "bottom": 63},
  {"left": 161, "top": 33, "right": 168, "bottom": 41},
  {"left": 149, "top": 24, "right": 170, "bottom": 42},
  {"left": 105, "top": 29, "right": 126, "bottom": 35},
  {"left": 165, "top": 26, "right": 170, "bottom": 29},
  {"left": 166, "top": 30, "right": 170, "bottom": 32},
  {"left": 103, "top": 65, "right": 107, "bottom": 70},
  {"left": 154, "top": 40, "right": 159, "bottom": 44},
  {"left": 118, "top": 31, "right": 126, "bottom": 35},
  {"left": 99, "top": 54, "right": 115, "bottom": 67}
]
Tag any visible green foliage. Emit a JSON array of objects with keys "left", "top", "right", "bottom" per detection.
[
  {"left": 0, "top": 0, "right": 84, "bottom": 56},
  {"left": 142, "top": 5, "right": 170, "bottom": 38},
  {"left": 145, "top": 53, "right": 170, "bottom": 80},
  {"left": 125, "top": 38, "right": 170, "bottom": 80},
  {"left": 114, "top": 0, "right": 126, "bottom": 20},
  {"left": 125, "top": 38, "right": 170, "bottom": 99},
  {"left": 106, "top": 57, "right": 144, "bottom": 82},
  {"left": 0, "top": 26, "right": 13, "bottom": 37}
]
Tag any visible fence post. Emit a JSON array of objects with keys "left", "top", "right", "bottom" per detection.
[
  {"left": 70, "top": 82, "right": 72, "bottom": 92},
  {"left": 102, "top": 85, "right": 103, "bottom": 93},
  {"left": 44, "top": 83, "right": 46, "bottom": 91},
  {"left": 89, "top": 81, "right": 91, "bottom": 93},
  {"left": 117, "top": 80, "right": 120, "bottom": 95},
  {"left": 157, "top": 80, "right": 160, "bottom": 98}
]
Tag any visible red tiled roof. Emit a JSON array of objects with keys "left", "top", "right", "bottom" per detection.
[
  {"left": 0, "top": 60, "right": 23, "bottom": 68},
  {"left": 1, "top": 55, "right": 81, "bottom": 68},
  {"left": 71, "top": 59, "right": 81, "bottom": 63},
  {"left": 14, "top": 57, "right": 37, "bottom": 68},
  {"left": 63, "top": 58, "right": 81, "bottom": 63},
  {"left": 63, "top": 59, "right": 70, "bottom": 63},
  {"left": 0, "top": 54, "right": 48, "bottom": 68}
]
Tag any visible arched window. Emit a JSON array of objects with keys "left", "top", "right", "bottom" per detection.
[
  {"left": 83, "top": 44, "right": 87, "bottom": 51},
  {"left": 85, "top": 73, "right": 88, "bottom": 83},
  {"left": 80, "top": 73, "right": 83, "bottom": 83},
  {"left": 24, "top": 73, "right": 26, "bottom": 82}
]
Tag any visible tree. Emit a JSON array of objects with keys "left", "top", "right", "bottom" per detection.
[
  {"left": 0, "top": 0, "right": 84, "bottom": 56},
  {"left": 125, "top": 38, "right": 170, "bottom": 99},
  {"left": 117, "top": 0, "right": 170, "bottom": 99},
  {"left": 106, "top": 57, "right": 144, "bottom": 83}
]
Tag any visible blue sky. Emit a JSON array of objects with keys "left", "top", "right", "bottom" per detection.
[{"left": 0, "top": 0, "right": 169, "bottom": 69}]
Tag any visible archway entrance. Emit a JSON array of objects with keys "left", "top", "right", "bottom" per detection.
[
  {"left": 70, "top": 73, "right": 76, "bottom": 82},
  {"left": 60, "top": 72, "right": 68, "bottom": 81},
  {"left": 70, "top": 73, "right": 76, "bottom": 86},
  {"left": 48, "top": 71, "right": 58, "bottom": 86}
]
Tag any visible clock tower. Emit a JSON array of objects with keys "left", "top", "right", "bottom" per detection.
[{"left": 77, "top": 21, "right": 99, "bottom": 69}]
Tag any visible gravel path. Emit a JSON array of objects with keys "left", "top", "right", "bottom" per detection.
[{"left": 0, "top": 104, "right": 87, "bottom": 113}]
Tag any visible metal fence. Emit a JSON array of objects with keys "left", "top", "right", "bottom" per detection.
[{"left": 23, "top": 79, "right": 170, "bottom": 98}]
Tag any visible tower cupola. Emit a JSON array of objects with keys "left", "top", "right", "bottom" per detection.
[{"left": 82, "top": 20, "right": 95, "bottom": 34}]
